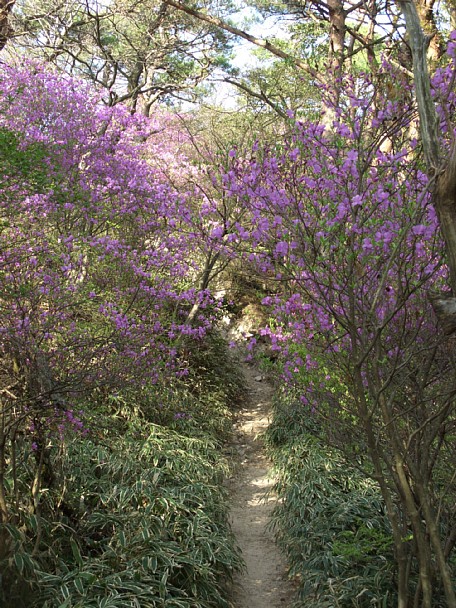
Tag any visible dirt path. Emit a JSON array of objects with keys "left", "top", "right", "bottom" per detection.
[{"left": 228, "top": 361, "right": 295, "bottom": 608}]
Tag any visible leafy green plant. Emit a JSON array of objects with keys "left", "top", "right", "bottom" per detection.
[
  {"left": 1, "top": 421, "right": 243, "bottom": 608},
  {"left": 266, "top": 396, "right": 396, "bottom": 607},
  {"left": 1, "top": 327, "right": 246, "bottom": 608}
]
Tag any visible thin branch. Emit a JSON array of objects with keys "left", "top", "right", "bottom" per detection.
[
  {"left": 162, "top": 0, "right": 313, "bottom": 74},
  {"left": 221, "top": 77, "right": 289, "bottom": 118}
]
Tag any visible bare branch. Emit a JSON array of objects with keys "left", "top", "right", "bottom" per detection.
[{"left": 221, "top": 77, "right": 289, "bottom": 118}]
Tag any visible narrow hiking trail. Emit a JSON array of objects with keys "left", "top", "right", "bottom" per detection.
[{"left": 228, "top": 361, "right": 295, "bottom": 608}]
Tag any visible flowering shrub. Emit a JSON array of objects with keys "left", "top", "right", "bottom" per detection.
[
  {"left": 213, "top": 59, "right": 456, "bottom": 604},
  {"left": 0, "top": 62, "right": 217, "bottom": 527},
  {"left": 0, "top": 63, "right": 248, "bottom": 606}
]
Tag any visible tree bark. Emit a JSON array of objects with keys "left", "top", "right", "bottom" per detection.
[
  {"left": 398, "top": 0, "right": 440, "bottom": 170},
  {"left": 394, "top": 457, "right": 433, "bottom": 607},
  {"left": 416, "top": 0, "right": 444, "bottom": 61},
  {"left": 429, "top": 292, "right": 456, "bottom": 333},
  {"left": 415, "top": 480, "right": 456, "bottom": 607},
  {"left": 327, "top": 0, "right": 346, "bottom": 105},
  {"left": 0, "top": 0, "right": 14, "bottom": 52},
  {"left": 435, "top": 145, "right": 456, "bottom": 294},
  {"left": 352, "top": 365, "right": 411, "bottom": 607},
  {"left": 399, "top": 0, "right": 456, "bottom": 332}
]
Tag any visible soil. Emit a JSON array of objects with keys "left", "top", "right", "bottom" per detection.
[{"left": 227, "top": 360, "right": 295, "bottom": 608}]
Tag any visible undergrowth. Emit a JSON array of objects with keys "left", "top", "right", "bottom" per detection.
[
  {"left": 1, "top": 331, "right": 245, "bottom": 608},
  {"left": 265, "top": 391, "right": 396, "bottom": 607}
]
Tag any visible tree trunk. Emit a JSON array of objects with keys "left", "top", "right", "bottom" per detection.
[
  {"left": 353, "top": 367, "right": 411, "bottom": 607},
  {"left": 327, "top": 0, "right": 346, "bottom": 105},
  {"left": 415, "top": 0, "right": 444, "bottom": 61},
  {"left": 0, "top": 0, "right": 14, "bottom": 52},
  {"left": 394, "top": 457, "right": 433, "bottom": 607},
  {"left": 415, "top": 480, "right": 456, "bottom": 607},
  {"left": 399, "top": 0, "right": 456, "bottom": 332},
  {"left": 435, "top": 148, "right": 456, "bottom": 293}
]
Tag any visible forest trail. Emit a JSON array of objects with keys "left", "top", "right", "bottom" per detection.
[{"left": 227, "top": 360, "right": 295, "bottom": 608}]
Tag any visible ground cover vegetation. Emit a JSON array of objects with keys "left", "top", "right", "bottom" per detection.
[
  {"left": 266, "top": 395, "right": 396, "bottom": 606},
  {"left": 1, "top": 0, "right": 456, "bottom": 606}
]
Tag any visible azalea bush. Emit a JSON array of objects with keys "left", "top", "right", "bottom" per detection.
[
  {"left": 0, "top": 61, "right": 213, "bottom": 392},
  {"left": 0, "top": 61, "right": 247, "bottom": 605},
  {"left": 213, "top": 56, "right": 456, "bottom": 605},
  {"left": 0, "top": 62, "right": 211, "bottom": 482}
]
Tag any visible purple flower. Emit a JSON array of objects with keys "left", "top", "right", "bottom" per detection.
[{"left": 275, "top": 241, "right": 289, "bottom": 256}]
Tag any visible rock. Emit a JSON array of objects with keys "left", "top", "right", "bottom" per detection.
[{"left": 254, "top": 375, "right": 263, "bottom": 382}]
